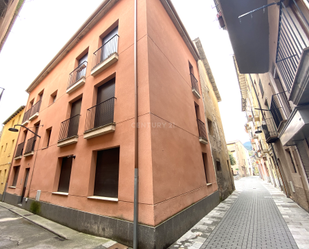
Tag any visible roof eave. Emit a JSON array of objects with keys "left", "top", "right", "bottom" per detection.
[{"left": 26, "top": 0, "right": 119, "bottom": 93}]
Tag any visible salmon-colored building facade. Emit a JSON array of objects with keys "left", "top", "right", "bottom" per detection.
[{"left": 4, "top": 0, "right": 219, "bottom": 247}]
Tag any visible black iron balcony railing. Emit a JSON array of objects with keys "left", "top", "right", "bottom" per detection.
[
  {"left": 92, "top": 34, "right": 119, "bottom": 70},
  {"left": 22, "top": 109, "right": 31, "bottom": 123},
  {"left": 67, "top": 62, "right": 87, "bottom": 90},
  {"left": 15, "top": 142, "right": 25, "bottom": 158},
  {"left": 85, "top": 97, "right": 116, "bottom": 132},
  {"left": 58, "top": 114, "right": 81, "bottom": 141},
  {"left": 197, "top": 119, "right": 207, "bottom": 141},
  {"left": 30, "top": 99, "right": 41, "bottom": 117},
  {"left": 24, "top": 137, "right": 36, "bottom": 154},
  {"left": 190, "top": 73, "right": 200, "bottom": 95},
  {"left": 276, "top": 1, "right": 309, "bottom": 92},
  {"left": 262, "top": 118, "right": 279, "bottom": 144}
]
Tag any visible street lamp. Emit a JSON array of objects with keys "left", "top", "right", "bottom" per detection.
[{"left": 8, "top": 124, "right": 41, "bottom": 138}]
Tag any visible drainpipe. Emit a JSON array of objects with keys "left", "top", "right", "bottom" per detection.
[{"left": 133, "top": 0, "right": 138, "bottom": 248}]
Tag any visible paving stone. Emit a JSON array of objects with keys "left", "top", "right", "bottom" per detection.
[{"left": 169, "top": 177, "right": 307, "bottom": 249}]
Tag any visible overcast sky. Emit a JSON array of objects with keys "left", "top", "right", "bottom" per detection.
[{"left": 0, "top": 0, "right": 248, "bottom": 144}]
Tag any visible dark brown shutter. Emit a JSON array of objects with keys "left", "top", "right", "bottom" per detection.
[
  {"left": 94, "top": 147, "right": 119, "bottom": 198},
  {"left": 58, "top": 157, "right": 73, "bottom": 192}
]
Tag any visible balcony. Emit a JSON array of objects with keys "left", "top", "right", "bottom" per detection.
[
  {"left": 276, "top": 1, "right": 309, "bottom": 105},
  {"left": 57, "top": 114, "right": 80, "bottom": 147},
  {"left": 14, "top": 142, "right": 24, "bottom": 160},
  {"left": 270, "top": 92, "right": 290, "bottom": 131},
  {"left": 197, "top": 119, "right": 207, "bottom": 145},
  {"left": 280, "top": 106, "right": 309, "bottom": 146},
  {"left": 190, "top": 73, "right": 200, "bottom": 98},
  {"left": 91, "top": 34, "right": 119, "bottom": 76},
  {"left": 24, "top": 137, "right": 36, "bottom": 157},
  {"left": 84, "top": 97, "right": 116, "bottom": 139},
  {"left": 21, "top": 109, "right": 31, "bottom": 125},
  {"left": 29, "top": 100, "right": 41, "bottom": 121},
  {"left": 67, "top": 62, "right": 87, "bottom": 94},
  {"left": 262, "top": 118, "right": 279, "bottom": 144}
]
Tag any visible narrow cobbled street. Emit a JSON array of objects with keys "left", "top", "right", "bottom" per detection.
[{"left": 170, "top": 177, "right": 309, "bottom": 249}]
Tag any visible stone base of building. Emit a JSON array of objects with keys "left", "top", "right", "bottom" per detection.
[{"left": 3, "top": 191, "right": 219, "bottom": 248}]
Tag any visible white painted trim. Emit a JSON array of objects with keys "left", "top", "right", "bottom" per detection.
[
  {"left": 84, "top": 124, "right": 115, "bottom": 139},
  {"left": 52, "top": 192, "right": 69, "bottom": 196},
  {"left": 66, "top": 77, "right": 86, "bottom": 94},
  {"left": 199, "top": 137, "right": 208, "bottom": 145},
  {"left": 24, "top": 151, "right": 34, "bottom": 157},
  {"left": 57, "top": 136, "right": 78, "bottom": 147},
  {"left": 192, "top": 89, "right": 201, "bottom": 99},
  {"left": 29, "top": 112, "right": 39, "bottom": 121},
  {"left": 87, "top": 196, "right": 118, "bottom": 202},
  {"left": 91, "top": 53, "right": 118, "bottom": 76}
]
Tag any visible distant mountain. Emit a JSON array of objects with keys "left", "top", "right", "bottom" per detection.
[{"left": 243, "top": 141, "right": 252, "bottom": 151}]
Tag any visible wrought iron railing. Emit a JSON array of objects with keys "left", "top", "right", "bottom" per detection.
[
  {"left": 58, "top": 114, "right": 80, "bottom": 141},
  {"left": 92, "top": 34, "right": 119, "bottom": 70},
  {"left": 276, "top": 1, "right": 309, "bottom": 92},
  {"left": 85, "top": 97, "right": 116, "bottom": 132},
  {"left": 15, "top": 142, "right": 25, "bottom": 157},
  {"left": 67, "top": 62, "right": 87, "bottom": 89},
  {"left": 30, "top": 99, "right": 41, "bottom": 117},
  {"left": 190, "top": 73, "right": 200, "bottom": 95},
  {"left": 24, "top": 137, "right": 36, "bottom": 154},
  {"left": 262, "top": 118, "right": 278, "bottom": 143},
  {"left": 197, "top": 119, "right": 207, "bottom": 141},
  {"left": 22, "top": 109, "right": 31, "bottom": 123}
]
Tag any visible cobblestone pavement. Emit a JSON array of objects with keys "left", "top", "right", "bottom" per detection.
[{"left": 169, "top": 176, "right": 308, "bottom": 249}]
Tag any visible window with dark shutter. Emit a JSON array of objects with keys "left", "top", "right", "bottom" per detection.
[
  {"left": 216, "top": 160, "right": 222, "bottom": 171},
  {"left": 58, "top": 157, "right": 73, "bottom": 193},
  {"left": 94, "top": 147, "right": 119, "bottom": 198},
  {"left": 202, "top": 153, "right": 210, "bottom": 183},
  {"left": 12, "top": 166, "right": 20, "bottom": 186}
]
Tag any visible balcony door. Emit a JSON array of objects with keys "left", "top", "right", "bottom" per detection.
[
  {"left": 68, "top": 99, "right": 81, "bottom": 138},
  {"left": 102, "top": 27, "right": 118, "bottom": 61},
  {"left": 94, "top": 79, "right": 115, "bottom": 128},
  {"left": 76, "top": 53, "right": 88, "bottom": 82}
]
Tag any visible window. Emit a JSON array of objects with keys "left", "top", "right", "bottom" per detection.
[
  {"left": 4, "top": 143, "right": 7, "bottom": 152},
  {"left": 12, "top": 166, "right": 20, "bottom": 187},
  {"left": 101, "top": 27, "right": 118, "bottom": 61},
  {"left": 11, "top": 119, "right": 15, "bottom": 127},
  {"left": 49, "top": 90, "right": 57, "bottom": 105},
  {"left": 94, "top": 79, "right": 115, "bottom": 128},
  {"left": 76, "top": 53, "right": 88, "bottom": 81},
  {"left": 286, "top": 149, "right": 297, "bottom": 173},
  {"left": 9, "top": 139, "right": 14, "bottom": 156},
  {"left": 259, "top": 79, "right": 264, "bottom": 98},
  {"left": 207, "top": 119, "right": 214, "bottom": 136},
  {"left": 94, "top": 147, "right": 120, "bottom": 198},
  {"left": 202, "top": 153, "right": 210, "bottom": 183},
  {"left": 45, "top": 128, "right": 52, "bottom": 147},
  {"left": 58, "top": 157, "right": 73, "bottom": 193},
  {"left": 216, "top": 160, "right": 222, "bottom": 171}
]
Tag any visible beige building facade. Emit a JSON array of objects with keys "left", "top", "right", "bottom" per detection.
[
  {"left": 0, "top": 106, "right": 24, "bottom": 198},
  {"left": 227, "top": 140, "right": 252, "bottom": 177},
  {"left": 194, "top": 38, "right": 235, "bottom": 200}
]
